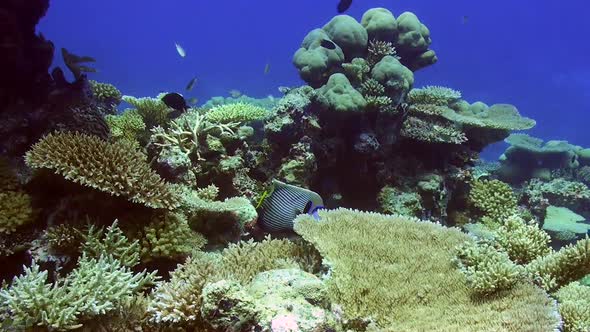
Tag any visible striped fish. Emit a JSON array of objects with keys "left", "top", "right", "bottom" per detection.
[{"left": 258, "top": 180, "right": 324, "bottom": 232}]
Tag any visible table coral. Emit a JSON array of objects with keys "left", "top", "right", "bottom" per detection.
[
  {"left": 25, "top": 132, "right": 180, "bottom": 209},
  {"left": 293, "top": 208, "right": 559, "bottom": 331}
]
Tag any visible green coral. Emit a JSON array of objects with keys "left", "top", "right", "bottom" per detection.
[
  {"left": 526, "top": 238, "right": 590, "bottom": 292},
  {"left": 0, "top": 255, "right": 156, "bottom": 331},
  {"left": 407, "top": 85, "right": 461, "bottom": 106},
  {"left": 82, "top": 221, "right": 141, "bottom": 267},
  {"left": 122, "top": 95, "right": 171, "bottom": 128},
  {"left": 138, "top": 212, "right": 206, "bottom": 262},
  {"left": 25, "top": 132, "right": 180, "bottom": 209},
  {"left": 469, "top": 179, "right": 518, "bottom": 224},
  {"left": 293, "top": 208, "right": 559, "bottom": 330},
  {"left": 454, "top": 241, "right": 523, "bottom": 295},
  {"left": 205, "top": 102, "right": 269, "bottom": 124},
  {"left": 441, "top": 103, "right": 536, "bottom": 131},
  {"left": 378, "top": 186, "right": 422, "bottom": 217},
  {"left": 90, "top": 80, "right": 122, "bottom": 106},
  {"left": 316, "top": 73, "right": 367, "bottom": 112},
  {"left": 554, "top": 282, "right": 590, "bottom": 332},
  {"left": 494, "top": 215, "right": 551, "bottom": 264},
  {"left": 105, "top": 109, "right": 146, "bottom": 145}
]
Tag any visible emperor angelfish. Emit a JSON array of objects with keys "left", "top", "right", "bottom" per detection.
[{"left": 258, "top": 180, "right": 324, "bottom": 232}]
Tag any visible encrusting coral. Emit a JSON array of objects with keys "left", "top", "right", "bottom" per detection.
[{"left": 25, "top": 131, "right": 180, "bottom": 209}]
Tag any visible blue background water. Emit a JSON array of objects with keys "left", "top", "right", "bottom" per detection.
[{"left": 38, "top": 0, "right": 590, "bottom": 157}]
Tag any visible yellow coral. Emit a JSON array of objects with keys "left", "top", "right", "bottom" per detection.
[
  {"left": 469, "top": 179, "right": 518, "bottom": 224},
  {"left": 138, "top": 212, "right": 206, "bottom": 262},
  {"left": 0, "top": 191, "right": 34, "bottom": 234},
  {"left": 293, "top": 208, "right": 559, "bottom": 330},
  {"left": 25, "top": 132, "right": 180, "bottom": 209},
  {"left": 122, "top": 95, "right": 171, "bottom": 128},
  {"left": 205, "top": 102, "right": 269, "bottom": 124},
  {"left": 105, "top": 109, "right": 146, "bottom": 144}
]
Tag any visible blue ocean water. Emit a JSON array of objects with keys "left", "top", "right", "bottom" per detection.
[{"left": 39, "top": 0, "right": 590, "bottom": 154}]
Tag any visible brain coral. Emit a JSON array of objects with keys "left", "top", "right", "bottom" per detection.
[
  {"left": 25, "top": 132, "right": 180, "bottom": 209},
  {"left": 293, "top": 208, "right": 560, "bottom": 331}
]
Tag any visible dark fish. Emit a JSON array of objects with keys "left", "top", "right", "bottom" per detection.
[
  {"left": 61, "top": 48, "right": 96, "bottom": 79},
  {"left": 462, "top": 15, "right": 469, "bottom": 24},
  {"left": 337, "top": 0, "right": 352, "bottom": 13},
  {"left": 258, "top": 180, "right": 324, "bottom": 232},
  {"left": 185, "top": 77, "right": 197, "bottom": 91},
  {"left": 161, "top": 92, "right": 188, "bottom": 119},
  {"left": 320, "top": 39, "right": 337, "bottom": 50},
  {"left": 264, "top": 63, "right": 271, "bottom": 74}
]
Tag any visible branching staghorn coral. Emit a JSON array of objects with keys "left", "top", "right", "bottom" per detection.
[
  {"left": 82, "top": 220, "right": 141, "bottom": 267},
  {"left": 293, "top": 208, "right": 559, "bottom": 331},
  {"left": 367, "top": 39, "right": 398, "bottom": 66},
  {"left": 554, "top": 282, "right": 590, "bottom": 332},
  {"left": 468, "top": 179, "right": 518, "bottom": 224},
  {"left": 454, "top": 241, "right": 524, "bottom": 295},
  {"left": 137, "top": 212, "right": 206, "bottom": 262},
  {"left": 151, "top": 109, "right": 236, "bottom": 160},
  {"left": 122, "top": 95, "right": 172, "bottom": 128},
  {"left": 25, "top": 132, "right": 180, "bottom": 209},
  {"left": 526, "top": 238, "right": 590, "bottom": 292},
  {"left": 493, "top": 215, "right": 551, "bottom": 264},
  {"left": 0, "top": 255, "right": 156, "bottom": 331},
  {"left": 90, "top": 80, "right": 122, "bottom": 107},
  {"left": 105, "top": 109, "right": 146, "bottom": 145}
]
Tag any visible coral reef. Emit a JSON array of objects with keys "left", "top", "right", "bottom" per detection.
[{"left": 2, "top": 2, "right": 587, "bottom": 330}]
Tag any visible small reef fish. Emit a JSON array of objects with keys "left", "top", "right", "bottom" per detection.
[
  {"left": 229, "top": 89, "right": 242, "bottom": 98},
  {"left": 337, "top": 0, "right": 352, "bottom": 13},
  {"left": 175, "top": 42, "right": 186, "bottom": 57},
  {"left": 264, "top": 63, "right": 271, "bottom": 74},
  {"left": 187, "top": 97, "right": 198, "bottom": 106},
  {"left": 185, "top": 77, "right": 197, "bottom": 91},
  {"left": 257, "top": 180, "right": 324, "bottom": 232},
  {"left": 462, "top": 15, "right": 469, "bottom": 24},
  {"left": 161, "top": 92, "right": 188, "bottom": 119},
  {"left": 320, "top": 39, "right": 337, "bottom": 50},
  {"left": 278, "top": 86, "right": 292, "bottom": 94}
]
